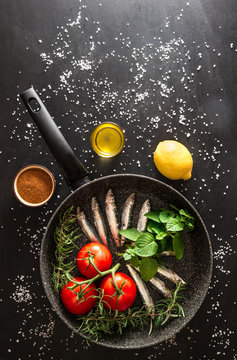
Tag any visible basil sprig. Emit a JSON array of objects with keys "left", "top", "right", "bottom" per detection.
[{"left": 119, "top": 206, "right": 195, "bottom": 282}]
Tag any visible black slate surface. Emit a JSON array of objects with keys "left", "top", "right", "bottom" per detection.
[{"left": 0, "top": 0, "right": 236, "bottom": 359}]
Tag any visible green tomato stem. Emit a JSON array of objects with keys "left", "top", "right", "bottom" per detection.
[{"left": 68, "top": 262, "right": 121, "bottom": 291}]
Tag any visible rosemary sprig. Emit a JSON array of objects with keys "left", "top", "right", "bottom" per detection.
[
  {"left": 52, "top": 206, "right": 82, "bottom": 291},
  {"left": 76, "top": 281, "right": 185, "bottom": 344}
]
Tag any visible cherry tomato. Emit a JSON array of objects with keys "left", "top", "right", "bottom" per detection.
[
  {"left": 100, "top": 272, "right": 136, "bottom": 311},
  {"left": 77, "top": 243, "right": 112, "bottom": 278},
  {"left": 61, "top": 276, "right": 97, "bottom": 315}
]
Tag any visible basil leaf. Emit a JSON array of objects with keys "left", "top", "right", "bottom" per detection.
[
  {"left": 123, "top": 252, "right": 132, "bottom": 261},
  {"left": 179, "top": 209, "right": 188, "bottom": 217},
  {"left": 136, "top": 232, "right": 155, "bottom": 241},
  {"left": 147, "top": 221, "right": 166, "bottom": 235},
  {"left": 156, "top": 231, "right": 167, "bottom": 240},
  {"left": 147, "top": 220, "right": 159, "bottom": 233},
  {"left": 173, "top": 233, "right": 184, "bottom": 260},
  {"left": 123, "top": 247, "right": 136, "bottom": 261},
  {"left": 139, "top": 258, "right": 158, "bottom": 281},
  {"left": 179, "top": 209, "right": 194, "bottom": 219},
  {"left": 119, "top": 228, "right": 140, "bottom": 241},
  {"left": 144, "top": 211, "right": 161, "bottom": 223},
  {"left": 130, "top": 256, "right": 141, "bottom": 268},
  {"left": 160, "top": 238, "right": 167, "bottom": 251},
  {"left": 159, "top": 210, "right": 174, "bottom": 223},
  {"left": 185, "top": 219, "right": 194, "bottom": 231},
  {"left": 166, "top": 218, "right": 184, "bottom": 232},
  {"left": 135, "top": 233, "right": 158, "bottom": 257}
]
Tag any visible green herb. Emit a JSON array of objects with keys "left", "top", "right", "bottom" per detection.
[
  {"left": 77, "top": 281, "right": 185, "bottom": 344},
  {"left": 52, "top": 206, "right": 81, "bottom": 291},
  {"left": 139, "top": 258, "right": 158, "bottom": 282},
  {"left": 172, "top": 233, "right": 184, "bottom": 260},
  {"left": 119, "top": 228, "right": 140, "bottom": 241},
  {"left": 144, "top": 211, "right": 161, "bottom": 223},
  {"left": 130, "top": 255, "right": 141, "bottom": 268},
  {"left": 122, "top": 247, "right": 136, "bottom": 261},
  {"left": 158, "top": 210, "right": 174, "bottom": 223},
  {"left": 135, "top": 233, "right": 158, "bottom": 257},
  {"left": 166, "top": 217, "right": 184, "bottom": 232},
  {"left": 120, "top": 205, "right": 195, "bottom": 281}
]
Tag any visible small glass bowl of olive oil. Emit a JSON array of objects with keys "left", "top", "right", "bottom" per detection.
[{"left": 90, "top": 122, "right": 125, "bottom": 158}]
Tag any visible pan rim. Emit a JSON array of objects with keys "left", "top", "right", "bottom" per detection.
[{"left": 40, "top": 173, "right": 213, "bottom": 349}]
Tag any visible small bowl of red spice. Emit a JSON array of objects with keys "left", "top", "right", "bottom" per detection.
[{"left": 13, "top": 165, "right": 55, "bottom": 207}]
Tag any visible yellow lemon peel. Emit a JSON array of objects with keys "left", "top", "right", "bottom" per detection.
[{"left": 153, "top": 140, "right": 193, "bottom": 180}]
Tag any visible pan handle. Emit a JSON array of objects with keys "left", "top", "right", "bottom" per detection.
[{"left": 20, "top": 87, "right": 89, "bottom": 189}]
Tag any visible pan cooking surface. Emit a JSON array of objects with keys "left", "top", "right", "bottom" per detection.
[{"left": 40, "top": 174, "right": 212, "bottom": 349}]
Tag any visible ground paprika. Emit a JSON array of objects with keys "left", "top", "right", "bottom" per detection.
[{"left": 16, "top": 167, "right": 53, "bottom": 204}]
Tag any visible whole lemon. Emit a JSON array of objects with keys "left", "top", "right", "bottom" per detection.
[{"left": 153, "top": 140, "right": 193, "bottom": 180}]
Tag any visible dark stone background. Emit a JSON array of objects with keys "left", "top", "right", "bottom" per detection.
[{"left": 0, "top": 0, "right": 236, "bottom": 359}]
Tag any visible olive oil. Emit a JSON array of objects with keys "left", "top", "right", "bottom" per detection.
[{"left": 90, "top": 123, "right": 125, "bottom": 157}]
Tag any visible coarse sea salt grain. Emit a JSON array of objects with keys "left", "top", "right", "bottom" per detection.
[{"left": 11, "top": 285, "right": 32, "bottom": 303}]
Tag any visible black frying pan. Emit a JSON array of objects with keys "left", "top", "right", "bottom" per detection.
[{"left": 21, "top": 87, "right": 213, "bottom": 349}]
